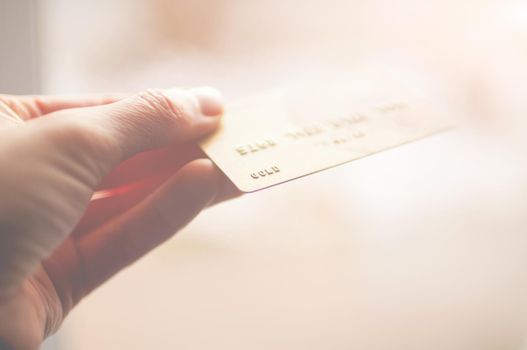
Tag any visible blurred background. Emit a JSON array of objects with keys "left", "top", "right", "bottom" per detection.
[{"left": 2, "top": 0, "right": 527, "bottom": 349}]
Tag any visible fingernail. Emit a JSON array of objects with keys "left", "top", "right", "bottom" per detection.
[{"left": 189, "top": 87, "right": 224, "bottom": 117}]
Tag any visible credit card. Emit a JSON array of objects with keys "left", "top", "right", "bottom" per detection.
[{"left": 200, "top": 78, "right": 451, "bottom": 192}]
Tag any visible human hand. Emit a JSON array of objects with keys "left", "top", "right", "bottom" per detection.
[{"left": 0, "top": 88, "right": 238, "bottom": 350}]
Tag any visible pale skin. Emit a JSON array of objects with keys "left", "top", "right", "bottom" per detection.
[{"left": 0, "top": 87, "right": 239, "bottom": 350}]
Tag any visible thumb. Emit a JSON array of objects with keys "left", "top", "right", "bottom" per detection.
[
  {"left": 93, "top": 87, "right": 224, "bottom": 159},
  {"left": 30, "top": 86, "right": 224, "bottom": 184}
]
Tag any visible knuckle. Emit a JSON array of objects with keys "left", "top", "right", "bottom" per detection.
[
  {"left": 137, "top": 89, "right": 193, "bottom": 129},
  {"left": 0, "top": 94, "right": 15, "bottom": 106},
  {"left": 0, "top": 94, "right": 39, "bottom": 119},
  {"left": 0, "top": 94, "right": 21, "bottom": 114},
  {"left": 0, "top": 94, "right": 11, "bottom": 106}
]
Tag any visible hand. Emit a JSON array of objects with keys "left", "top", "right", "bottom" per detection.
[{"left": 0, "top": 88, "right": 238, "bottom": 350}]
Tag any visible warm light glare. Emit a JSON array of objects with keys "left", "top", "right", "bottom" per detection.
[{"left": 9, "top": 0, "right": 527, "bottom": 349}]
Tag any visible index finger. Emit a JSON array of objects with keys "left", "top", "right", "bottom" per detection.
[{"left": 1, "top": 93, "right": 127, "bottom": 120}]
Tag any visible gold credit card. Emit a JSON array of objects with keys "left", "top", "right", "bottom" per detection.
[{"left": 200, "top": 78, "right": 451, "bottom": 192}]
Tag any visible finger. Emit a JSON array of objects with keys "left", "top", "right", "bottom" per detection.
[
  {"left": 96, "top": 142, "right": 203, "bottom": 190},
  {"left": 212, "top": 172, "right": 242, "bottom": 205},
  {"left": 0, "top": 98, "right": 26, "bottom": 127},
  {"left": 26, "top": 86, "right": 224, "bottom": 187},
  {"left": 0, "top": 93, "right": 125, "bottom": 120},
  {"left": 43, "top": 160, "right": 241, "bottom": 314},
  {"left": 0, "top": 111, "right": 23, "bottom": 128},
  {"left": 73, "top": 173, "right": 172, "bottom": 237},
  {"left": 73, "top": 163, "right": 241, "bottom": 237},
  {"left": 75, "top": 159, "right": 220, "bottom": 295}
]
